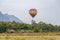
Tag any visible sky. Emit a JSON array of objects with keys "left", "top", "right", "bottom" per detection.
[{"left": 0, "top": 0, "right": 60, "bottom": 25}]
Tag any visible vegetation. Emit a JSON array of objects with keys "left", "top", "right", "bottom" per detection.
[
  {"left": 0, "top": 21, "right": 60, "bottom": 33},
  {"left": 0, "top": 36, "right": 60, "bottom": 40}
]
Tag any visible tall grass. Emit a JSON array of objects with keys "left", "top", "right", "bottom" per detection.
[{"left": 0, "top": 36, "right": 60, "bottom": 40}]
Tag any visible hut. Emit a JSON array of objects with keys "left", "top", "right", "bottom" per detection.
[
  {"left": 19, "top": 30, "right": 25, "bottom": 33},
  {"left": 7, "top": 29, "right": 15, "bottom": 33}
]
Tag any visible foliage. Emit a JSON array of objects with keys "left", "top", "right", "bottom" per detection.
[{"left": 0, "top": 21, "right": 60, "bottom": 33}]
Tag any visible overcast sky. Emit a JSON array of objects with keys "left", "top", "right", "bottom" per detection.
[{"left": 0, "top": 0, "right": 60, "bottom": 25}]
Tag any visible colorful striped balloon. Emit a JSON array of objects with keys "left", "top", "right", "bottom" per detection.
[{"left": 29, "top": 8, "right": 37, "bottom": 18}]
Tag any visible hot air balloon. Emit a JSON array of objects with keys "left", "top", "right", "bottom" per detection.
[{"left": 29, "top": 8, "right": 37, "bottom": 18}]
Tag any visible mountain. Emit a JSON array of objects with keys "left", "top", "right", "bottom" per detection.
[{"left": 0, "top": 12, "right": 23, "bottom": 23}]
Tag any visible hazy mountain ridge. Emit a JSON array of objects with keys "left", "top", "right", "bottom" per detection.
[{"left": 0, "top": 12, "right": 22, "bottom": 23}]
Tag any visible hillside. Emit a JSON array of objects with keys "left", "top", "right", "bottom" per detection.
[{"left": 0, "top": 12, "right": 22, "bottom": 23}]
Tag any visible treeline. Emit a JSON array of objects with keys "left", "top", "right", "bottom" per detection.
[{"left": 0, "top": 21, "right": 60, "bottom": 33}]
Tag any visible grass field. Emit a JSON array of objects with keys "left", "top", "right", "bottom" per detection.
[
  {"left": 0, "top": 36, "right": 60, "bottom": 40},
  {"left": 0, "top": 33, "right": 60, "bottom": 40}
]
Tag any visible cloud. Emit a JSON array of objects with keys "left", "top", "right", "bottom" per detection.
[{"left": 0, "top": 0, "right": 60, "bottom": 25}]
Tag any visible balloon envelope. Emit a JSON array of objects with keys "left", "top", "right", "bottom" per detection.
[{"left": 29, "top": 9, "right": 37, "bottom": 18}]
